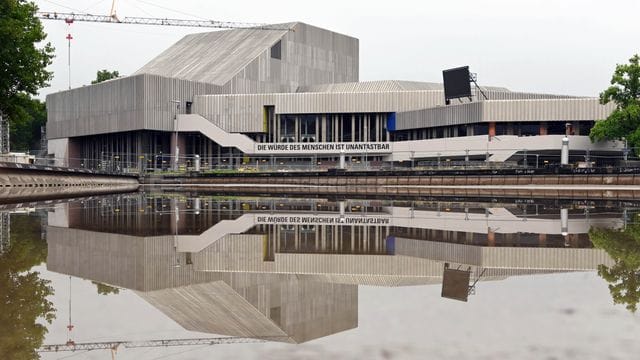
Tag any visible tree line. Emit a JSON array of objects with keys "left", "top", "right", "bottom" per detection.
[{"left": 0, "top": 1, "right": 120, "bottom": 153}]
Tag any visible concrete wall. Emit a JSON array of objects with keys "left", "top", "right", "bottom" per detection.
[{"left": 0, "top": 167, "right": 139, "bottom": 203}]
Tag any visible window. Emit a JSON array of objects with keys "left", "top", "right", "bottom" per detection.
[
  {"left": 496, "top": 123, "right": 508, "bottom": 136},
  {"left": 519, "top": 122, "right": 539, "bottom": 136},
  {"left": 270, "top": 40, "right": 282, "bottom": 59},
  {"left": 547, "top": 121, "right": 566, "bottom": 135},
  {"left": 473, "top": 123, "right": 488, "bottom": 136}
]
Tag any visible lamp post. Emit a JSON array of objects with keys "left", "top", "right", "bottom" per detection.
[{"left": 170, "top": 100, "right": 180, "bottom": 171}]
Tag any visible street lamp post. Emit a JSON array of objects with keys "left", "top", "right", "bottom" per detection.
[{"left": 170, "top": 100, "right": 180, "bottom": 171}]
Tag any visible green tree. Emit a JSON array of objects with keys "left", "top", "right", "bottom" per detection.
[
  {"left": 590, "top": 222, "right": 640, "bottom": 312},
  {"left": 92, "top": 281, "right": 120, "bottom": 295},
  {"left": 7, "top": 94, "right": 46, "bottom": 151},
  {"left": 0, "top": 1, "right": 54, "bottom": 145},
  {"left": 91, "top": 70, "right": 120, "bottom": 84},
  {"left": 589, "top": 54, "right": 640, "bottom": 150},
  {"left": 0, "top": 214, "right": 55, "bottom": 359}
]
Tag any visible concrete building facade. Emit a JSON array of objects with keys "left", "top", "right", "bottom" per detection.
[{"left": 46, "top": 22, "right": 623, "bottom": 170}]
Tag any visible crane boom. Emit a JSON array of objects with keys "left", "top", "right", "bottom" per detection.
[
  {"left": 37, "top": 12, "right": 291, "bottom": 30},
  {"left": 38, "top": 336, "right": 285, "bottom": 352}
]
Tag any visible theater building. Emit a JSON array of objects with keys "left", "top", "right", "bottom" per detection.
[{"left": 46, "top": 22, "right": 624, "bottom": 170}]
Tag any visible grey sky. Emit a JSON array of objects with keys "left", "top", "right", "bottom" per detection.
[{"left": 35, "top": 0, "right": 640, "bottom": 99}]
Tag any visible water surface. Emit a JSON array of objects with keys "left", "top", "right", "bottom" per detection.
[{"left": 2, "top": 193, "right": 639, "bottom": 359}]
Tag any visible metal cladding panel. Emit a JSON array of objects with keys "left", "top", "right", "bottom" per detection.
[
  {"left": 394, "top": 237, "right": 483, "bottom": 265},
  {"left": 395, "top": 98, "right": 616, "bottom": 131},
  {"left": 193, "top": 86, "right": 586, "bottom": 133},
  {"left": 133, "top": 26, "right": 292, "bottom": 85},
  {"left": 193, "top": 234, "right": 276, "bottom": 273},
  {"left": 482, "top": 98, "right": 616, "bottom": 122},
  {"left": 46, "top": 74, "right": 221, "bottom": 138},
  {"left": 298, "top": 80, "right": 443, "bottom": 93},
  {"left": 46, "top": 227, "right": 224, "bottom": 292},
  {"left": 273, "top": 253, "right": 444, "bottom": 276},
  {"left": 142, "top": 74, "right": 222, "bottom": 132},
  {"left": 297, "top": 274, "right": 440, "bottom": 286},
  {"left": 394, "top": 237, "right": 613, "bottom": 270},
  {"left": 396, "top": 101, "right": 483, "bottom": 130},
  {"left": 219, "top": 22, "right": 359, "bottom": 95},
  {"left": 193, "top": 91, "right": 445, "bottom": 133},
  {"left": 46, "top": 75, "right": 146, "bottom": 139},
  {"left": 138, "top": 281, "right": 291, "bottom": 340},
  {"left": 134, "top": 22, "right": 358, "bottom": 95},
  {"left": 479, "top": 247, "right": 614, "bottom": 270}
]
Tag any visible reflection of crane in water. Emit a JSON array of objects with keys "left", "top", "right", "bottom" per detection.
[
  {"left": 39, "top": 336, "right": 276, "bottom": 356},
  {"left": 42, "top": 274, "right": 283, "bottom": 357}
]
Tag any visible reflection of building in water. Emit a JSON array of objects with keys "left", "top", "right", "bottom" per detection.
[
  {"left": 45, "top": 195, "right": 619, "bottom": 342},
  {"left": 46, "top": 228, "right": 357, "bottom": 343},
  {"left": 139, "top": 274, "right": 356, "bottom": 343}
]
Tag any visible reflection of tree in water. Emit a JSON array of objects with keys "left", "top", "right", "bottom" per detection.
[
  {"left": 0, "top": 214, "right": 55, "bottom": 360},
  {"left": 92, "top": 281, "right": 120, "bottom": 295},
  {"left": 590, "top": 223, "right": 640, "bottom": 313}
]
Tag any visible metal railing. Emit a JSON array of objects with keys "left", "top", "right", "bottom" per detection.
[{"left": 4, "top": 148, "right": 638, "bottom": 176}]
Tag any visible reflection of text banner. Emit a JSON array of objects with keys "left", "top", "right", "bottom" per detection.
[
  {"left": 256, "top": 215, "right": 391, "bottom": 226},
  {"left": 254, "top": 142, "right": 392, "bottom": 155}
]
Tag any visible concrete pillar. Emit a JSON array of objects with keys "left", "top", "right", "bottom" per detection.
[
  {"left": 67, "top": 138, "right": 82, "bottom": 168},
  {"left": 194, "top": 154, "right": 201, "bottom": 172},
  {"left": 538, "top": 233, "right": 546, "bottom": 246},
  {"left": 561, "top": 137, "right": 569, "bottom": 166},
  {"left": 539, "top": 122, "right": 548, "bottom": 135},
  {"left": 351, "top": 115, "right": 355, "bottom": 142},
  {"left": 339, "top": 151, "right": 345, "bottom": 169},
  {"left": 170, "top": 133, "right": 186, "bottom": 171},
  {"left": 488, "top": 122, "right": 496, "bottom": 137},
  {"left": 321, "top": 115, "right": 327, "bottom": 142},
  {"left": 487, "top": 229, "right": 495, "bottom": 247},
  {"left": 363, "top": 114, "right": 369, "bottom": 142},
  {"left": 193, "top": 198, "right": 201, "bottom": 215},
  {"left": 560, "top": 208, "right": 569, "bottom": 236}
]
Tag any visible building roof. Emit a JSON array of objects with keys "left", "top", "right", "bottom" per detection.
[
  {"left": 298, "top": 80, "right": 443, "bottom": 93},
  {"left": 134, "top": 24, "right": 295, "bottom": 85},
  {"left": 297, "top": 80, "right": 511, "bottom": 93}
]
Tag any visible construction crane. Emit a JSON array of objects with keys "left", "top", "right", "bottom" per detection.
[
  {"left": 37, "top": 0, "right": 290, "bottom": 30},
  {"left": 36, "top": 11, "right": 291, "bottom": 30}
]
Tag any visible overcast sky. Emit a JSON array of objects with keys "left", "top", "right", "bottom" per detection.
[{"left": 34, "top": 0, "right": 640, "bottom": 99}]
